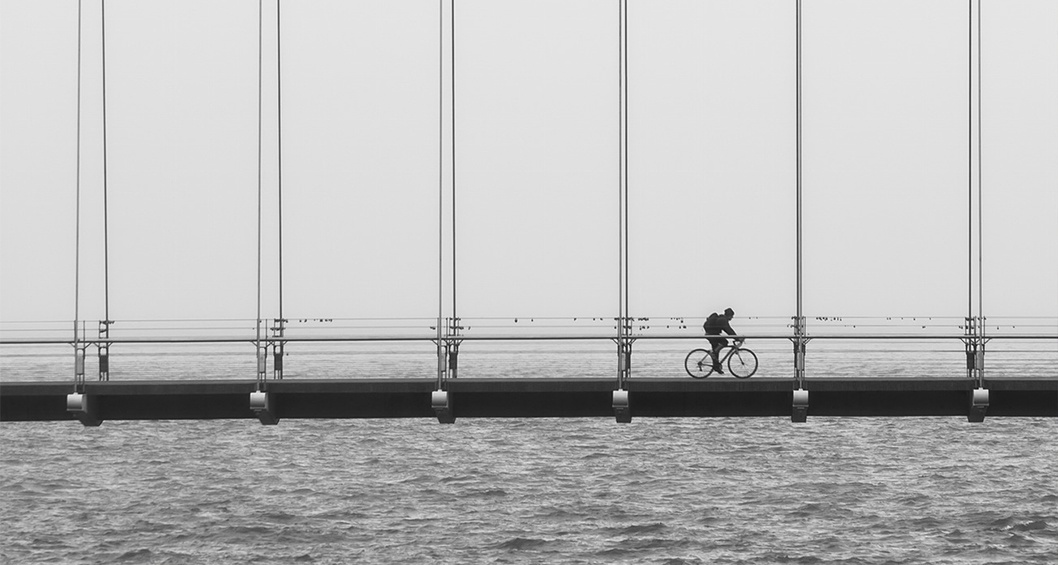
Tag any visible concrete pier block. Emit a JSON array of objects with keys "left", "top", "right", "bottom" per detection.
[
  {"left": 792, "top": 388, "right": 809, "bottom": 423},
  {"left": 613, "top": 389, "right": 631, "bottom": 423},
  {"left": 432, "top": 390, "right": 454, "bottom": 424},
  {"left": 250, "top": 391, "right": 279, "bottom": 425},
  {"left": 968, "top": 387, "right": 989, "bottom": 423},
  {"left": 66, "top": 392, "right": 102, "bottom": 427}
]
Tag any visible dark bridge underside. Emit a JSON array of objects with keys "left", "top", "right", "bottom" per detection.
[{"left": 2, "top": 378, "right": 1055, "bottom": 423}]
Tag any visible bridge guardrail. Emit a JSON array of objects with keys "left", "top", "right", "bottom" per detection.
[{"left": 1, "top": 316, "right": 1055, "bottom": 382}]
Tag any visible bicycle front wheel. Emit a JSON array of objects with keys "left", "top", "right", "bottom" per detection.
[
  {"left": 727, "top": 348, "right": 758, "bottom": 379},
  {"left": 685, "top": 349, "right": 715, "bottom": 379}
]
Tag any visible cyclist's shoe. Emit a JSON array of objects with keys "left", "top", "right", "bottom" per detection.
[{"left": 713, "top": 365, "right": 724, "bottom": 374}]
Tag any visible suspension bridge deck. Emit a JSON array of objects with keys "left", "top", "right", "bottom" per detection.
[{"left": 2, "top": 377, "right": 1055, "bottom": 424}]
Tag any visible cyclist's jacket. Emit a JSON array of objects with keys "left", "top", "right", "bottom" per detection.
[{"left": 703, "top": 313, "right": 735, "bottom": 336}]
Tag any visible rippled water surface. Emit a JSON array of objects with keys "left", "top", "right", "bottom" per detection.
[
  {"left": 3, "top": 340, "right": 1057, "bottom": 563},
  {"left": 2, "top": 416, "right": 1056, "bottom": 564}
]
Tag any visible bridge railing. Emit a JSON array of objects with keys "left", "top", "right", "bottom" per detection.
[{"left": 1, "top": 316, "right": 1054, "bottom": 383}]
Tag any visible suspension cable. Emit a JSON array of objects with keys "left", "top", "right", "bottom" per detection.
[
  {"left": 967, "top": 0, "right": 973, "bottom": 322},
  {"left": 615, "top": 0, "right": 630, "bottom": 387},
  {"left": 74, "top": 0, "right": 84, "bottom": 387},
  {"left": 256, "top": 0, "right": 264, "bottom": 361},
  {"left": 437, "top": 0, "right": 444, "bottom": 385},
  {"left": 277, "top": 0, "right": 285, "bottom": 325},
  {"left": 795, "top": 0, "right": 806, "bottom": 388},
  {"left": 74, "top": 0, "right": 82, "bottom": 347},
  {"left": 613, "top": 0, "right": 617, "bottom": 340},
  {"left": 101, "top": 0, "right": 110, "bottom": 325},
  {"left": 977, "top": 0, "right": 984, "bottom": 335},
  {"left": 617, "top": 0, "right": 626, "bottom": 344},
  {"left": 796, "top": 0, "right": 803, "bottom": 329},
  {"left": 451, "top": 0, "right": 457, "bottom": 322},
  {"left": 617, "top": 0, "right": 626, "bottom": 334}
]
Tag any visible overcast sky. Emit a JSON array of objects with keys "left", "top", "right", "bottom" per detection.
[{"left": 1, "top": 0, "right": 1055, "bottom": 327}]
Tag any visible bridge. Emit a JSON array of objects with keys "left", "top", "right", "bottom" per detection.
[
  {"left": 1, "top": 2, "right": 1056, "bottom": 425},
  {"left": 3, "top": 316, "right": 1055, "bottom": 424},
  {"left": 3, "top": 377, "right": 1056, "bottom": 426}
]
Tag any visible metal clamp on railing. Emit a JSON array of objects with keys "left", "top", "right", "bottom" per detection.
[
  {"left": 256, "top": 345, "right": 268, "bottom": 382},
  {"left": 613, "top": 389, "right": 631, "bottom": 423},
  {"left": 74, "top": 346, "right": 86, "bottom": 388},
  {"left": 448, "top": 342, "right": 459, "bottom": 379},
  {"left": 432, "top": 389, "right": 454, "bottom": 424},
  {"left": 614, "top": 316, "right": 635, "bottom": 391},
  {"left": 435, "top": 317, "right": 462, "bottom": 387},
  {"left": 98, "top": 320, "right": 112, "bottom": 381},
  {"left": 792, "top": 388, "right": 809, "bottom": 423},
  {"left": 963, "top": 316, "right": 977, "bottom": 379},
  {"left": 450, "top": 317, "right": 464, "bottom": 380},
  {"left": 273, "top": 345, "right": 284, "bottom": 377},
  {"left": 968, "top": 387, "right": 989, "bottom": 423},
  {"left": 270, "top": 318, "right": 286, "bottom": 380},
  {"left": 963, "top": 316, "right": 989, "bottom": 388},
  {"left": 791, "top": 316, "right": 809, "bottom": 390}
]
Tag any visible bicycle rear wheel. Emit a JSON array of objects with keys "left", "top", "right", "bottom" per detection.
[
  {"left": 727, "top": 348, "right": 758, "bottom": 379},
  {"left": 685, "top": 349, "right": 715, "bottom": 379}
]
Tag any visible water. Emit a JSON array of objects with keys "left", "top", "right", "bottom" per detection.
[
  {"left": 2, "top": 338, "right": 1057, "bottom": 563},
  {"left": 2, "top": 417, "right": 1056, "bottom": 564}
]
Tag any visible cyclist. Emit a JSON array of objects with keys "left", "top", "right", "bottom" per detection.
[{"left": 703, "top": 307, "right": 737, "bottom": 374}]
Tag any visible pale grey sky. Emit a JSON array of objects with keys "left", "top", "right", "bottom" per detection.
[{"left": 1, "top": 0, "right": 1056, "bottom": 326}]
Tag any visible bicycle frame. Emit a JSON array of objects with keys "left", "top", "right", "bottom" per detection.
[{"left": 686, "top": 340, "right": 758, "bottom": 379}]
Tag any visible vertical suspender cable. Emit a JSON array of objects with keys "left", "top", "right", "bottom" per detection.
[
  {"left": 796, "top": 0, "right": 803, "bottom": 362},
  {"left": 451, "top": 0, "right": 457, "bottom": 322},
  {"left": 617, "top": 0, "right": 626, "bottom": 336},
  {"left": 256, "top": 0, "right": 264, "bottom": 372},
  {"left": 97, "top": 0, "right": 112, "bottom": 383},
  {"left": 101, "top": 0, "right": 110, "bottom": 325},
  {"left": 615, "top": 0, "right": 629, "bottom": 385},
  {"left": 967, "top": 0, "right": 974, "bottom": 323},
  {"left": 617, "top": 0, "right": 623, "bottom": 350},
  {"left": 74, "top": 0, "right": 83, "bottom": 376},
  {"left": 437, "top": 0, "right": 444, "bottom": 386},
  {"left": 796, "top": 0, "right": 802, "bottom": 327},
  {"left": 75, "top": 0, "right": 82, "bottom": 339},
  {"left": 277, "top": 0, "right": 284, "bottom": 325},
  {"left": 977, "top": 0, "right": 984, "bottom": 334}
]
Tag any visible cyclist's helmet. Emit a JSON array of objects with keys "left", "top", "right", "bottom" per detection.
[{"left": 724, "top": 308, "right": 735, "bottom": 317}]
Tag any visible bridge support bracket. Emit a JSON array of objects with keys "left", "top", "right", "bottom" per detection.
[
  {"left": 968, "top": 387, "right": 989, "bottom": 423},
  {"left": 66, "top": 392, "right": 102, "bottom": 427},
  {"left": 792, "top": 388, "right": 809, "bottom": 423},
  {"left": 250, "top": 390, "right": 279, "bottom": 425},
  {"left": 432, "top": 390, "right": 455, "bottom": 424},
  {"left": 613, "top": 389, "right": 631, "bottom": 423}
]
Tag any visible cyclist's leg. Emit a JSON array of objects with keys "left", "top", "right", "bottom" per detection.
[
  {"left": 718, "top": 339, "right": 731, "bottom": 370},
  {"left": 707, "top": 337, "right": 727, "bottom": 371}
]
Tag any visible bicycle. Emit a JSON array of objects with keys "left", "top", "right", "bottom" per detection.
[{"left": 684, "top": 340, "right": 758, "bottom": 379}]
